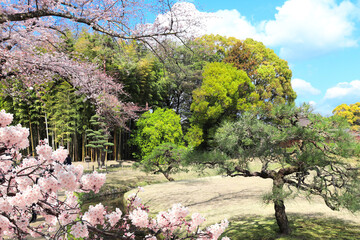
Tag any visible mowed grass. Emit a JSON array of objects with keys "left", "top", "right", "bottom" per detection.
[
  {"left": 75, "top": 161, "right": 360, "bottom": 239},
  {"left": 224, "top": 215, "right": 360, "bottom": 240},
  {"left": 75, "top": 161, "right": 220, "bottom": 212}
]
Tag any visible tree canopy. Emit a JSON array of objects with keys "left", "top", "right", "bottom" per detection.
[
  {"left": 224, "top": 38, "right": 296, "bottom": 110},
  {"left": 333, "top": 102, "right": 360, "bottom": 131},
  {"left": 189, "top": 62, "right": 257, "bottom": 147},
  {"left": 132, "top": 108, "right": 184, "bottom": 159},
  {"left": 194, "top": 104, "right": 360, "bottom": 234}
]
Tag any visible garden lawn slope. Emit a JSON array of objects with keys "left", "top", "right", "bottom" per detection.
[{"left": 126, "top": 175, "right": 360, "bottom": 226}]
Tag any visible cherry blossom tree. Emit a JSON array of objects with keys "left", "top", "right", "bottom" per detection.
[
  {"left": 0, "top": 109, "right": 229, "bottom": 239},
  {"left": 0, "top": 0, "right": 199, "bottom": 127}
]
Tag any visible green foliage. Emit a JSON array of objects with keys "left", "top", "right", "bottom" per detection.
[
  {"left": 224, "top": 38, "right": 296, "bottom": 111},
  {"left": 46, "top": 81, "right": 80, "bottom": 145},
  {"left": 211, "top": 104, "right": 360, "bottom": 212},
  {"left": 132, "top": 108, "right": 184, "bottom": 159},
  {"left": 333, "top": 102, "right": 360, "bottom": 131},
  {"left": 134, "top": 143, "right": 188, "bottom": 181},
  {"left": 194, "top": 34, "right": 240, "bottom": 62},
  {"left": 72, "top": 30, "right": 166, "bottom": 108},
  {"left": 184, "top": 125, "right": 204, "bottom": 147},
  {"left": 85, "top": 114, "right": 114, "bottom": 156},
  {"left": 223, "top": 215, "right": 360, "bottom": 240},
  {"left": 116, "top": 56, "right": 165, "bottom": 107},
  {"left": 190, "top": 62, "right": 256, "bottom": 146}
]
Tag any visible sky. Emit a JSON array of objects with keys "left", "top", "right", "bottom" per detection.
[{"left": 155, "top": 0, "right": 360, "bottom": 116}]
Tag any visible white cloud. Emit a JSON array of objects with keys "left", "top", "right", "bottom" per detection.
[
  {"left": 324, "top": 80, "right": 360, "bottom": 99},
  {"left": 292, "top": 78, "right": 321, "bottom": 96},
  {"left": 158, "top": 0, "right": 359, "bottom": 60},
  {"left": 309, "top": 100, "right": 316, "bottom": 107},
  {"left": 261, "top": 0, "right": 358, "bottom": 59},
  {"left": 309, "top": 80, "right": 360, "bottom": 116},
  {"left": 205, "top": 10, "right": 260, "bottom": 40}
]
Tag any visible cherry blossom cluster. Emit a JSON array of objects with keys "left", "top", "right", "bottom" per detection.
[
  {"left": 0, "top": 0, "right": 203, "bottom": 127},
  {"left": 0, "top": 110, "right": 230, "bottom": 239},
  {"left": 0, "top": 110, "right": 106, "bottom": 239},
  {"left": 67, "top": 189, "right": 230, "bottom": 240}
]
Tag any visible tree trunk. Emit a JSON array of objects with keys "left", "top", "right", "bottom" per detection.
[
  {"left": 82, "top": 133, "right": 85, "bottom": 162},
  {"left": 37, "top": 126, "right": 40, "bottom": 145},
  {"left": 273, "top": 178, "right": 290, "bottom": 235},
  {"left": 163, "top": 172, "right": 174, "bottom": 182},
  {"left": 274, "top": 199, "right": 290, "bottom": 234},
  {"left": 118, "top": 128, "right": 122, "bottom": 160},
  {"left": 113, "top": 128, "right": 117, "bottom": 161}
]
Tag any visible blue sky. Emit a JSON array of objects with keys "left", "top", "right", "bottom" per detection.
[{"left": 162, "top": 0, "right": 360, "bottom": 115}]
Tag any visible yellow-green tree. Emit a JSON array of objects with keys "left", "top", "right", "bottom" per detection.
[
  {"left": 132, "top": 108, "right": 184, "bottom": 158},
  {"left": 188, "top": 62, "right": 257, "bottom": 147},
  {"left": 333, "top": 103, "right": 360, "bottom": 131},
  {"left": 224, "top": 38, "right": 296, "bottom": 111}
]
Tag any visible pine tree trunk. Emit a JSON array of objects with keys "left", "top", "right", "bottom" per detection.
[
  {"left": 273, "top": 179, "right": 290, "bottom": 235},
  {"left": 163, "top": 172, "right": 174, "bottom": 182},
  {"left": 274, "top": 199, "right": 290, "bottom": 234}
]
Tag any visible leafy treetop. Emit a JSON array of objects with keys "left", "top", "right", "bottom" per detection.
[
  {"left": 189, "top": 62, "right": 257, "bottom": 146},
  {"left": 333, "top": 102, "right": 360, "bottom": 131},
  {"left": 132, "top": 108, "right": 184, "bottom": 159},
  {"left": 193, "top": 104, "right": 360, "bottom": 234},
  {"left": 224, "top": 38, "right": 296, "bottom": 111}
]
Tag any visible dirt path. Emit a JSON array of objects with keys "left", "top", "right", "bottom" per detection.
[{"left": 127, "top": 175, "right": 360, "bottom": 225}]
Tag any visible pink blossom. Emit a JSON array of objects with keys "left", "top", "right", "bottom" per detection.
[
  {"left": 71, "top": 222, "right": 89, "bottom": 238},
  {"left": 52, "top": 147, "right": 68, "bottom": 163},
  {"left": 36, "top": 144, "right": 53, "bottom": 161},
  {"left": 0, "top": 215, "right": 10, "bottom": 236},
  {"left": 59, "top": 211, "right": 78, "bottom": 226},
  {"left": 22, "top": 185, "right": 42, "bottom": 206},
  {"left": 189, "top": 213, "right": 206, "bottom": 232},
  {"left": 106, "top": 208, "right": 122, "bottom": 227},
  {"left": 83, "top": 203, "right": 106, "bottom": 226},
  {"left": 38, "top": 176, "right": 60, "bottom": 193},
  {"left": 205, "top": 219, "right": 229, "bottom": 240},
  {"left": 81, "top": 171, "right": 106, "bottom": 193},
  {"left": 0, "top": 198, "right": 12, "bottom": 214},
  {"left": 58, "top": 171, "right": 78, "bottom": 191},
  {"left": 0, "top": 110, "right": 13, "bottom": 127},
  {"left": 129, "top": 208, "right": 149, "bottom": 228}
]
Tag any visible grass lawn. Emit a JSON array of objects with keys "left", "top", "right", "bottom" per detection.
[
  {"left": 74, "top": 161, "right": 360, "bottom": 239},
  {"left": 225, "top": 215, "right": 360, "bottom": 239}
]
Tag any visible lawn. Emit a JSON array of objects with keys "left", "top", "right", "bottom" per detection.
[{"left": 75, "top": 161, "right": 360, "bottom": 239}]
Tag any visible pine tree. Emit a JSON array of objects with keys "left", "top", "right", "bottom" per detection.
[{"left": 85, "top": 114, "right": 114, "bottom": 168}]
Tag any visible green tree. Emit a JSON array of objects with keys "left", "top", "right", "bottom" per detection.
[
  {"left": 132, "top": 108, "right": 184, "bottom": 159},
  {"left": 85, "top": 114, "right": 114, "bottom": 167},
  {"left": 72, "top": 31, "right": 166, "bottom": 108},
  {"left": 5, "top": 81, "right": 43, "bottom": 156},
  {"left": 189, "top": 62, "right": 257, "bottom": 147},
  {"left": 134, "top": 142, "right": 188, "bottom": 181},
  {"left": 193, "top": 34, "right": 240, "bottom": 62},
  {"left": 203, "top": 104, "right": 360, "bottom": 234},
  {"left": 333, "top": 102, "right": 360, "bottom": 131},
  {"left": 157, "top": 35, "right": 239, "bottom": 118},
  {"left": 224, "top": 38, "right": 297, "bottom": 110}
]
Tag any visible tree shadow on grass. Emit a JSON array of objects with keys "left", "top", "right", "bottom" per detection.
[{"left": 223, "top": 214, "right": 360, "bottom": 240}]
